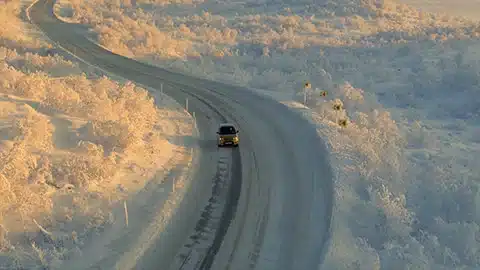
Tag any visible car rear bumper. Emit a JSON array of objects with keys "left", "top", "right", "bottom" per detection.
[{"left": 218, "top": 141, "right": 238, "bottom": 147}]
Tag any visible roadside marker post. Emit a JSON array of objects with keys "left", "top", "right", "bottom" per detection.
[
  {"left": 304, "top": 82, "right": 311, "bottom": 105},
  {"left": 192, "top": 111, "right": 195, "bottom": 124},
  {"left": 159, "top": 83, "right": 164, "bottom": 102},
  {"left": 124, "top": 201, "right": 129, "bottom": 227}
]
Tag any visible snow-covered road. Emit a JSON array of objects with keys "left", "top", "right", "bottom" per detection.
[{"left": 29, "top": 1, "right": 334, "bottom": 269}]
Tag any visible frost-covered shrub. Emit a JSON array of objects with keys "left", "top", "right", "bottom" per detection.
[
  {"left": 42, "top": 80, "right": 82, "bottom": 114},
  {"left": 79, "top": 120, "right": 141, "bottom": 152},
  {"left": 12, "top": 106, "right": 55, "bottom": 152},
  {"left": 0, "top": 56, "right": 164, "bottom": 234},
  {"left": 302, "top": 81, "right": 415, "bottom": 268},
  {"left": 64, "top": 0, "right": 480, "bottom": 68},
  {"left": 92, "top": 13, "right": 194, "bottom": 59},
  {"left": 52, "top": 151, "right": 116, "bottom": 188},
  {"left": 308, "top": 83, "right": 405, "bottom": 188},
  {"left": 405, "top": 120, "right": 437, "bottom": 149},
  {"left": 300, "top": 75, "right": 480, "bottom": 269},
  {"left": 9, "top": 52, "right": 80, "bottom": 76},
  {"left": 0, "top": 1, "right": 47, "bottom": 50},
  {"left": 0, "top": 141, "right": 52, "bottom": 230},
  {"left": 0, "top": 0, "right": 191, "bottom": 268},
  {"left": 0, "top": 28, "right": 168, "bottom": 270}
]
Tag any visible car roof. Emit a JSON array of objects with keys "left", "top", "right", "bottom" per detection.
[{"left": 219, "top": 123, "right": 235, "bottom": 127}]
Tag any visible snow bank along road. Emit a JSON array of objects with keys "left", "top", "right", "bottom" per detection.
[{"left": 29, "top": 0, "right": 334, "bottom": 269}]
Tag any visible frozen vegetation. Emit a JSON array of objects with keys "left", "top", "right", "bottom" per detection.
[
  {"left": 56, "top": 0, "right": 480, "bottom": 269},
  {"left": 0, "top": 1, "right": 195, "bottom": 268},
  {"left": 398, "top": 0, "right": 480, "bottom": 20}
]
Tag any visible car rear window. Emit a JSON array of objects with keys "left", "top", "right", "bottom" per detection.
[{"left": 219, "top": 126, "right": 236, "bottom": 134}]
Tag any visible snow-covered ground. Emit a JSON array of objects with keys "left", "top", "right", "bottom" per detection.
[
  {"left": 0, "top": 1, "right": 197, "bottom": 268},
  {"left": 397, "top": 0, "right": 480, "bottom": 20},
  {"left": 57, "top": 0, "right": 480, "bottom": 269}
]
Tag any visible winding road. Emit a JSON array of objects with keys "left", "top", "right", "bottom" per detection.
[{"left": 28, "top": 1, "right": 334, "bottom": 269}]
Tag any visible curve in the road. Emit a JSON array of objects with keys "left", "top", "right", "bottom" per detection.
[{"left": 28, "top": 1, "right": 334, "bottom": 269}]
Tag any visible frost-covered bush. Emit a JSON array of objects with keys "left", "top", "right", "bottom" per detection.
[
  {"left": 7, "top": 51, "right": 81, "bottom": 76},
  {"left": 300, "top": 77, "right": 480, "bottom": 269},
  {"left": 308, "top": 83, "right": 405, "bottom": 190},
  {"left": 0, "top": 67, "right": 163, "bottom": 230},
  {"left": 0, "top": 139, "right": 53, "bottom": 231},
  {"left": 0, "top": 2, "right": 177, "bottom": 266},
  {"left": 80, "top": 120, "right": 141, "bottom": 151},
  {"left": 53, "top": 0, "right": 480, "bottom": 101},
  {"left": 0, "top": 66, "right": 167, "bottom": 268},
  {"left": 52, "top": 150, "right": 117, "bottom": 188},
  {"left": 63, "top": 0, "right": 480, "bottom": 61},
  {"left": 0, "top": 1, "right": 47, "bottom": 51},
  {"left": 297, "top": 82, "right": 422, "bottom": 269}
]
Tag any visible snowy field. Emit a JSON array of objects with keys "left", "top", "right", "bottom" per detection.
[
  {"left": 398, "top": 0, "right": 480, "bottom": 20},
  {"left": 0, "top": 1, "right": 196, "bottom": 268},
  {"left": 55, "top": 0, "right": 480, "bottom": 269}
]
